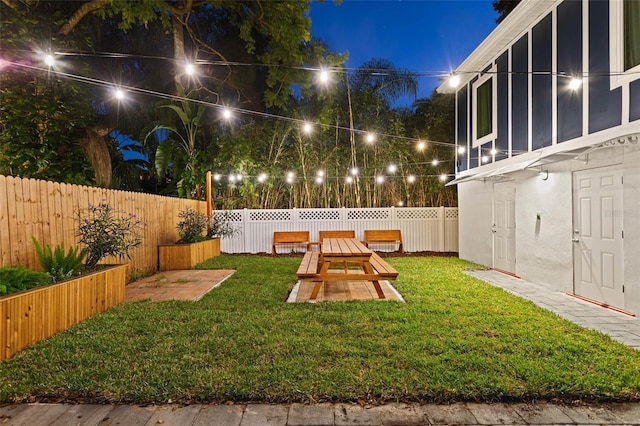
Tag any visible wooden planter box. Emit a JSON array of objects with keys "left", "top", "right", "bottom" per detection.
[
  {"left": 0, "top": 264, "right": 128, "bottom": 361},
  {"left": 158, "top": 238, "right": 221, "bottom": 271}
]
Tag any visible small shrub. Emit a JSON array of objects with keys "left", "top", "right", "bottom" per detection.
[
  {"left": 32, "top": 237, "right": 87, "bottom": 282},
  {"left": 176, "top": 206, "right": 208, "bottom": 243},
  {"left": 207, "top": 211, "right": 240, "bottom": 239},
  {"left": 77, "top": 201, "right": 145, "bottom": 267},
  {"left": 0, "top": 265, "right": 51, "bottom": 296}
]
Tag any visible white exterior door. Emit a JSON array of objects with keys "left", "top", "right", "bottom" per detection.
[
  {"left": 493, "top": 183, "right": 516, "bottom": 274},
  {"left": 573, "top": 166, "right": 624, "bottom": 310}
]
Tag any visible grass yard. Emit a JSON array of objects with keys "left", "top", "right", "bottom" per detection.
[{"left": 1, "top": 255, "right": 640, "bottom": 404}]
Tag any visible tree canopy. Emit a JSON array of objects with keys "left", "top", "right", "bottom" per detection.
[{"left": 0, "top": 0, "right": 459, "bottom": 207}]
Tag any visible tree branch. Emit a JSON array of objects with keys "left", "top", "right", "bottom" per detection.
[
  {"left": 1, "top": 0, "right": 20, "bottom": 11},
  {"left": 59, "top": 0, "right": 110, "bottom": 35}
]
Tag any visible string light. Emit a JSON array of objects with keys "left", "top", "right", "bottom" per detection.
[
  {"left": 345, "top": 176, "right": 354, "bottom": 184},
  {"left": 376, "top": 175, "right": 385, "bottom": 184},
  {"left": 303, "top": 122, "right": 313, "bottom": 133},
  {"left": 569, "top": 77, "right": 582, "bottom": 90},
  {"left": 439, "top": 174, "right": 448, "bottom": 182},
  {"left": 222, "top": 108, "right": 233, "bottom": 120},
  {"left": 407, "top": 175, "right": 416, "bottom": 183},
  {"left": 489, "top": 148, "right": 497, "bottom": 156},
  {"left": 365, "top": 133, "right": 376, "bottom": 144},
  {"left": 286, "top": 171, "right": 295, "bottom": 184},
  {"left": 318, "top": 68, "right": 331, "bottom": 85},
  {"left": 184, "top": 62, "right": 196, "bottom": 76},
  {"left": 431, "top": 159, "right": 439, "bottom": 166},
  {"left": 350, "top": 167, "right": 359, "bottom": 176},
  {"left": 481, "top": 155, "right": 489, "bottom": 163},
  {"left": 43, "top": 54, "right": 55, "bottom": 67},
  {"left": 448, "top": 74, "right": 460, "bottom": 88},
  {"left": 315, "top": 176, "right": 323, "bottom": 184},
  {"left": 457, "top": 146, "right": 466, "bottom": 154},
  {"left": 213, "top": 173, "right": 221, "bottom": 181},
  {"left": 416, "top": 141, "right": 426, "bottom": 151},
  {"left": 257, "top": 172, "right": 267, "bottom": 183},
  {"left": 114, "top": 88, "right": 125, "bottom": 101},
  {"left": 387, "top": 164, "right": 397, "bottom": 173}
]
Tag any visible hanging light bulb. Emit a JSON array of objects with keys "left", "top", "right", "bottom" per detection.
[
  {"left": 448, "top": 74, "right": 460, "bottom": 88},
  {"left": 114, "top": 88, "right": 125, "bottom": 101},
  {"left": 222, "top": 108, "right": 233, "bottom": 120},
  {"left": 569, "top": 77, "right": 582, "bottom": 90},
  {"left": 43, "top": 54, "right": 55, "bottom": 67},
  {"left": 366, "top": 133, "right": 376, "bottom": 144},
  {"left": 416, "top": 141, "right": 426, "bottom": 151},
  {"left": 350, "top": 167, "right": 359, "bottom": 176},
  {"left": 345, "top": 176, "right": 354, "bottom": 184},
  {"left": 184, "top": 62, "right": 196, "bottom": 76},
  {"left": 407, "top": 175, "right": 416, "bottom": 183},
  {"left": 257, "top": 172, "right": 267, "bottom": 183},
  {"left": 213, "top": 173, "right": 221, "bottom": 181},
  {"left": 376, "top": 175, "right": 385, "bottom": 184},
  {"left": 387, "top": 164, "right": 397, "bottom": 173},
  {"left": 315, "top": 176, "right": 323, "bottom": 184},
  {"left": 303, "top": 122, "right": 313, "bottom": 134},
  {"left": 457, "top": 146, "right": 466, "bottom": 154},
  {"left": 431, "top": 159, "right": 439, "bottom": 166},
  {"left": 439, "top": 174, "right": 448, "bottom": 182},
  {"left": 490, "top": 148, "right": 497, "bottom": 156}
]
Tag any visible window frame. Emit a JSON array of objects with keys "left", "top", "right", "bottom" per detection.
[
  {"left": 472, "top": 69, "right": 497, "bottom": 148},
  {"left": 609, "top": 0, "right": 640, "bottom": 89}
]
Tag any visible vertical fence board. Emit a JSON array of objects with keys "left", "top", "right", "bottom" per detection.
[{"left": 0, "top": 175, "right": 11, "bottom": 267}]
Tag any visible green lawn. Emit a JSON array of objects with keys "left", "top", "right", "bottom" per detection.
[{"left": 2, "top": 255, "right": 640, "bottom": 404}]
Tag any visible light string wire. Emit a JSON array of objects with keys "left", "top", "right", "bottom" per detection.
[{"left": 5, "top": 59, "right": 457, "bottom": 149}]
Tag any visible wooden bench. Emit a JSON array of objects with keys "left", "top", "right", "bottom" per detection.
[
  {"left": 313, "top": 230, "right": 356, "bottom": 249},
  {"left": 363, "top": 229, "right": 404, "bottom": 253},
  {"left": 368, "top": 252, "right": 399, "bottom": 279},
  {"left": 272, "top": 231, "right": 312, "bottom": 255},
  {"left": 296, "top": 251, "right": 320, "bottom": 278}
]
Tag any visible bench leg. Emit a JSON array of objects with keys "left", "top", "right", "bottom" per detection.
[
  {"left": 310, "top": 281, "right": 323, "bottom": 300},
  {"left": 362, "top": 262, "right": 385, "bottom": 299}
]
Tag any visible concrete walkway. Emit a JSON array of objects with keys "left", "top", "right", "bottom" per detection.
[
  {"left": 2, "top": 401, "right": 640, "bottom": 425},
  {"left": 465, "top": 269, "right": 640, "bottom": 351}
]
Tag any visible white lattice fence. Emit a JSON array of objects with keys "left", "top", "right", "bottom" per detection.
[{"left": 216, "top": 207, "right": 458, "bottom": 254}]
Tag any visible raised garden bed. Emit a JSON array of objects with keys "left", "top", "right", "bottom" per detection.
[
  {"left": 158, "top": 238, "right": 220, "bottom": 271},
  {"left": 0, "top": 264, "right": 128, "bottom": 361}
]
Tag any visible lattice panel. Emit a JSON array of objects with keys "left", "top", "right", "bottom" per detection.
[
  {"left": 445, "top": 209, "right": 459, "bottom": 219},
  {"left": 213, "top": 211, "right": 242, "bottom": 222},
  {"left": 396, "top": 209, "right": 440, "bottom": 220},
  {"left": 347, "top": 210, "right": 390, "bottom": 220},
  {"left": 249, "top": 210, "right": 292, "bottom": 221},
  {"left": 298, "top": 210, "right": 341, "bottom": 221}
]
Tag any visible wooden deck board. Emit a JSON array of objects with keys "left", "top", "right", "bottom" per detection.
[{"left": 292, "top": 279, "right": 403, "bottom": 302}]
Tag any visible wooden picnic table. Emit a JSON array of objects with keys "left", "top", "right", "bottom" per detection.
[{"left": 311, "top": 237, "right": 385, "bottom": 300}]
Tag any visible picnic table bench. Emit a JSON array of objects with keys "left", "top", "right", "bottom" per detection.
[
  {"left": 363, "top": 229, "right": 404, "bottom": 253},
  {"left": 295, "top": 237, "right": 399, "bottom": 300},
  {"left": 272, "top": 231, "right": 312, "bottom": 255}
]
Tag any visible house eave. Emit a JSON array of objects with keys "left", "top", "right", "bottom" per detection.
[{"left": 437, "top": 0, "right": 559, "bottom": 94}]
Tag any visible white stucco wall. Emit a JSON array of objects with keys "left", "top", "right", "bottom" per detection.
[
  {"left": 457, "top": 145, "right": 640, "bottom": 316},
  {"left": 457, "top": 180, "right": 493, "bottom": 266},
  {"left": 512, "top": 167, "right": 573, "bottom": 292}
]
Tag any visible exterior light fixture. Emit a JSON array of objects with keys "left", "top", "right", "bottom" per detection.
[
  {"left": 490, "top": 148, "right": 497, "bottom": 156},
  {"left": 457, "top": 146, "right": 466, "bottom": 154},
  {"left": 481, "top": 155, "right": 489, "bottom": 163}
]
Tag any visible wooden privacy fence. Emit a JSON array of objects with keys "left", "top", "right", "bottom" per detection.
[{"left": 0, "top": 175, "right": 206, "bottom": 274}]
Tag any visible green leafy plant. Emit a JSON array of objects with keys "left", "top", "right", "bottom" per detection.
[
  {"left": 176, "top": 206, "right": 208, "bottom": 243},
  {"left": 32, "top": 237, "right": 87, "bottom": 282},
  {"left": 77, "top": 201, "right": 145, "bottom": 268},
  {"left": 207, "top": 211, "right": 240, "bottom": 239},
  {"left": 0, "top": 265, "right": 51, "bottom": 296}
]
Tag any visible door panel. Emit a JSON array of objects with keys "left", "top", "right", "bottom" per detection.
[
  {"left": 493, "top": 184, "right": 516, "bottom": 273},
  {"left": 573, "top": 166, "right": 624, "bottom": 309}
]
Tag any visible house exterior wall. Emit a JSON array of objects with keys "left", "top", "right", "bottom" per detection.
[{"left": 448, "top": 0, "right": 640, "bottom": 316}]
